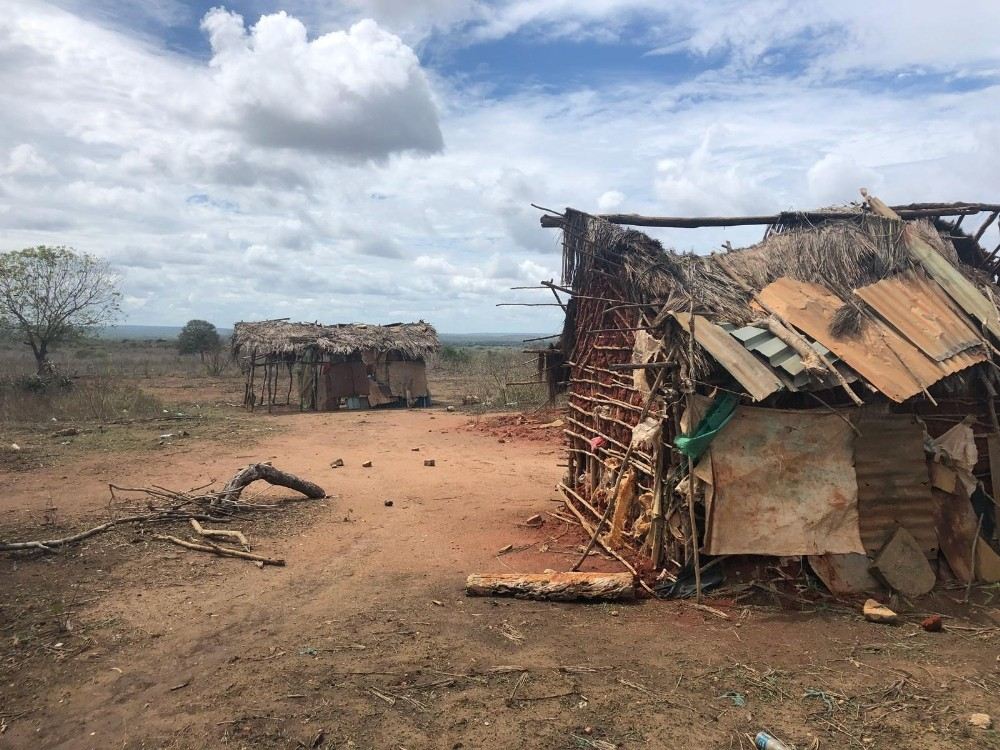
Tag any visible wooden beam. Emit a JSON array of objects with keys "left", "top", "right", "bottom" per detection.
[{"left": 539, "top": 202, "right": 1000, "bottom": 230}]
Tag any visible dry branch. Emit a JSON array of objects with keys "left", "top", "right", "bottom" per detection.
[
  {"left": 189, "top": 518, "right": 250, "bottom": 550},
  {"left": 218, "top": 463, "right": 326, "bottom": 504},
  {"left": 154, "top": 535, "right": 285, "bottom": 566},
  {"left": 0, "top": 463, "right": 326, "bottom": 554}
]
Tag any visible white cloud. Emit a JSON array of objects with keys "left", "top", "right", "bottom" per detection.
[
  {"left": 807, "top": 154, "right": 882, "bottom": 208},
  {"left": 597, "top": 190, "right": 625, "bottom": 212},
  {"left": 200, "top": 10, "right": 442, "bottom": 158}
]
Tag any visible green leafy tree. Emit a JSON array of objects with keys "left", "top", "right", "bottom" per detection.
[
  {"left": 177, "top": 319, "right": 222, "bottom": 362},
  {"left": 0, "top": 246, "right": 121, "bottom": 375}
]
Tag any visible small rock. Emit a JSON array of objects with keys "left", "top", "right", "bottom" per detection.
[
  {"left": 863, "top": 598, "right": 898, "bottom": 624},
  {"left": 921, "top": 614, "right": 943, "bottom": 632},
  {"left": 446, "top": 406, "right": 455, "bottom": 412},
  {"left": 411, "top": 447, "right": 420, "bottom": 452},
  {"left": 330, "top": 458, "right": 344, "bottom": 468},
  {"left": 384, "top": 499, "right": 393, "bottom": 507},
  {"left": 609, "top": 610, "right": 619, "bottom": 617},
  {"left": 10, "top": 443, "right": 21, "bottom": 451},
  {"left": 52, "top": 427, "right": 80, "bottom": 437},
  {"left": 362, "top": 460, "right": 372, "bottom": 468},
  {"left": 498, "top": 438, "right": 506, "bottom": 444},
  {"left": 424, "top": 459, "right": 436, "bottom": 467},
  {"left": 968, "top": 713, "right": 992, "bottom": 730}
]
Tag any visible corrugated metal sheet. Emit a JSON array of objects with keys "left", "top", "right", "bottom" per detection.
[
  {"left": 760, "top": 278, "right": 988, "bottom": 402},
  {"left": 854, "top": 409, "right": 938, "bottom": 557},
  {"left": 672, "top": 312, "right": 784, "bottom": 402},
  {"left": 855, "top": 270, "right": 983, "bottom": 362},
  {"left": 721, "top": 323, "right": 857, "bottom": 391}
]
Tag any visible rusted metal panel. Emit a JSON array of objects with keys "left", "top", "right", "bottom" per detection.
[
  {"left": 698, "top": 404, "right": 864, "bottom": 556},
  {"left": 672, "top": 312, "right": 783, "bottom": 402},
  {"left": 760, "top": 277, "right": 987, "bottom": 402},
  {"left": 854, "top": 410, "right": 938, "bottom": 556},
  {"left": 855, "top": 270, "right": 982, "bottom": 361}
]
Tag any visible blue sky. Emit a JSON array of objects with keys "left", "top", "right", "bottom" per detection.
[{"left": 1, "top": 1, "right": 999, "bottom": 332}]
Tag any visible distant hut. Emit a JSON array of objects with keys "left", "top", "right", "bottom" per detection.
[
  {"left": 535, "top": 193, "right": 1000, "bottom": 595},
  {"left": 232, "top": 320, "right": 440, "bottom": 412}
]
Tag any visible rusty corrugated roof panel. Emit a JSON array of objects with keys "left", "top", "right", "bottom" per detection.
[
  {"left": 855, "top": 410, "right": 938, "bottom": 557},
  {"left": 855, "top": 270, "right": 983, "bottom": 362},
  {"left": 760, "top": 278, "right": 988, "bottom": 402}
]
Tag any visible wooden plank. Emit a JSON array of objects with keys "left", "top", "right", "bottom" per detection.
[
  {"left": 671, "top": 312, "right": 783, "bottom": 402},
  {"left": 866, "top": 194, "right": 1000, "bottom": 340},
  {"left": 759, "top": 277, "right": 986, "bottom": 402},
  {"left": 854, "top": 270, "right": 982, "bottom": 361}
]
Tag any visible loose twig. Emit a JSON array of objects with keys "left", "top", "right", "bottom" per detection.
[{"left": 154, "top": 535, "right": 285, "bottom": 566}]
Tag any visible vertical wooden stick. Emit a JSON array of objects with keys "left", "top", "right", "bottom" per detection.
[
  {"left": 686, "top": 300, "right": 703, "bottom": 602},
  {"left": 964, "top": 512, "right": 983, "bottom": 603},
  {"left": 649, "top": 431, "right": 665, "bottom": 567}
]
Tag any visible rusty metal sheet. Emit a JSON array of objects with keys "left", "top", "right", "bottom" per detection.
[
  {"left": 672, "top": 312, "right": 783, "bottom": 402},
  {"left": 933, "top": 487, "right": 977, "bottom": 583},
  {"left": 854, "top": 410, "right": 937, "bottom": 556},
  {"left": 697, "top": 404, "right": 865, "bottom": 556},
  {"left": 855, "top": 270, "right": 982, "bottom": 361},
  {"left": 808, "top": 554, "right": 882, "bottom": 595},
  {"left": 759, "top": 278, "right": 987, "bottom": 402}
]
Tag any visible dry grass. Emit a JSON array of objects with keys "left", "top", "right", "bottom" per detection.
[
  {"left": 0, "top": 377, "right": 164, "bottom": 425},
  {"left": 429, "top": 346, "right": 548, "bottom": 409}
]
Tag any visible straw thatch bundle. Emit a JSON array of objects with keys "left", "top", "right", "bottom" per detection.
[
  {"left": 232, "top": 320, "right": 440, "bottom": 359},
  {"left": 572, "top": 210, "right": 972, "bottom": 329}
]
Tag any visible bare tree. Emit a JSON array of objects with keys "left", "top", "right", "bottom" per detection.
[{"left": 0, "top": 246, "right": 121, "bottom": 375}]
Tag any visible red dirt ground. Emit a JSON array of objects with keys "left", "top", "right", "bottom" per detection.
[{"left": 1, "top": 408, "right": 999, "bottom": 749}]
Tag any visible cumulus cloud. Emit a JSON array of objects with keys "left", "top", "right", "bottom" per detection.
[
  {"left": 807, "top": 154, "right": 882, "bottom": 207},
  {"left": 597, "top": 190, "right": 625, "bottom": 212},
  {"left": 200, "top": 9, "right": 443, "bottom": 159}
]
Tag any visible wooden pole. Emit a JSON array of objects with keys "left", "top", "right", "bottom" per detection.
[
  {"left": 540, "top": 203, "right": 1000, "bottom": 229},
  {"left": 685, "top": 299, "right": 703, "bottom": 602}
]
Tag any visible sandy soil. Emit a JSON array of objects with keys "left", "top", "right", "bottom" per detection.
[{"left": 1, "top": 407, "right": 998, "bottom": 749}]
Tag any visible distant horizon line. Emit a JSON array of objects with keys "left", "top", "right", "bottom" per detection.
[{"left": 100, "top": 324, "right": 556, "bottom": 337}]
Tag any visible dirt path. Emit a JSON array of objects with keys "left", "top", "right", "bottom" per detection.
[{"left": 1, "top": 409, "right": 998, "bottom": 749}]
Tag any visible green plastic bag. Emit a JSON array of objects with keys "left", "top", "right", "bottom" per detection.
[{"left": 673, "top": 392, "right": 738, "bottom": 461}]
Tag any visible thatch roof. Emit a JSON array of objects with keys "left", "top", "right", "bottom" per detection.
[
  {"left": 570, "top": 208, "right": 981, "bottom": 328},
  {"left": 232, "top": 320, "right": 440, "bottom": 359},
  {"left": 556, "top": 201, "right": 1000, "bottom": 394}
]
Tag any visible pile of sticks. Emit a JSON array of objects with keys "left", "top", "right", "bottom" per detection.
[{"left": 0, "top": 463, "right": 326, "bottom": 563}]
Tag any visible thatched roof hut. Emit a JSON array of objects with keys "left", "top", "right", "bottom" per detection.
[
  {"left": 233, "top": 319, "right": 440, "bottom": 413},
  {"left": 232, "top": 320, "right": 440, "bottom": 360},
  {"left": 537, "top": 194, "right": 1000, "bottom": 596}
]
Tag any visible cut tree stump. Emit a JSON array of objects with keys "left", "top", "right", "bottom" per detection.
[{"left": 465, "top": 572, "right": 635, "bottom": 601}]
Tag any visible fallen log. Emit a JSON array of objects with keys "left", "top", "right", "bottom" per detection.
[
  {"left": 217, "top": 463, "right": 326, "bottom": 504},
  {"left": 465, "top": 572, "right": 635, "bottom": 601}
]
